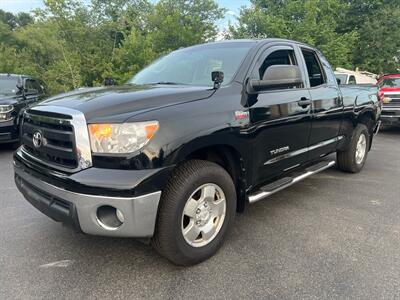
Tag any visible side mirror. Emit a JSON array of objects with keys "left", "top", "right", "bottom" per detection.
[
  {"left": 211, "top": 71, "right": 224, "bottom": 89},
  {"left": 16, "top": 77, "right": 24, "bottom": 91},
  {"left": 248, "top": 65, "right": 303, "bottom": 93}
]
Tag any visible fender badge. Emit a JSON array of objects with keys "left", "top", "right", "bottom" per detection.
[{"left": 270, "top": 146, "right": 290, "bottom": 156}]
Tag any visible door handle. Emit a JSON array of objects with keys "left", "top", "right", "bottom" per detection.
[{"left": 298, "top": 98, "right": 311, "bottom": 108}]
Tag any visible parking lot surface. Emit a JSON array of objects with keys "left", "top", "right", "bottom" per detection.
[{"left": 0, "top": 129, "right": 399, "bottom": 300}]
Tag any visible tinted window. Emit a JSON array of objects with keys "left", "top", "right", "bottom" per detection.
[
  {"left": 378, "top": 77, "right": 400, "bottom": 88},
  {"left": 348, "top": 75, "right": 356, "bottom": 84},
  {"left": 25, "top": 79, "right": 43, "bottom": 93},
  {"left": 25, "top": 79, "right": 35, "bottom": 91},
  {"left": 258, "top": 49, "right": 297, "bottom": 80},
  {"left": 302, "top": 50, "right": 326, "bottom": 87}
]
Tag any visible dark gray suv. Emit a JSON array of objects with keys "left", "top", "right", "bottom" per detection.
[{"left": 0, "top": 73, "right": 46, "bottom": 146}]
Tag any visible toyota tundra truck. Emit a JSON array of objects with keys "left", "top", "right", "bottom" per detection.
[{"left": 14, "top": 39, "right": 381, "bottom": 265}]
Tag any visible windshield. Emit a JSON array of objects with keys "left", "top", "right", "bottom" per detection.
[
  {"left": 378, "top": 77, "right": 400, "bottom": 88},
  {"left": 335, "top": 74, "right": 348, "bottom": 84},
  {"left": 129, "top": 43, "right": 253, "bottom": 87},
  {"left": 0, "top": 77, "right": 18, "bottom": 95}
]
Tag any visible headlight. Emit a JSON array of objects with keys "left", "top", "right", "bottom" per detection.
[
  {"left": 0, "top": 105, "right": 14, "bottom": 122},
  {"left": 0, "top": 105, "right": 14, "bottom": 113},
  {"left": 88, "top": 121, "right": 159, "bottom": 154}
]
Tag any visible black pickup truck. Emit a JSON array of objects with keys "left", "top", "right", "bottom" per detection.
[
  {"left": 14, "top": 39, "right": 381, "bottom": 265},
  {"left": 0, "top": 74, "right": 45, "bottom": 146}
]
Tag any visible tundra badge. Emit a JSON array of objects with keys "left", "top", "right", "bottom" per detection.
[{"left": 270, "top": 146, "right": 290, "bottom": 156}]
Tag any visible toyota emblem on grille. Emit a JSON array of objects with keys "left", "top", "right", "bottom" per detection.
[{"left": 32, "top": 131, "right": 44, "bottom": 148}]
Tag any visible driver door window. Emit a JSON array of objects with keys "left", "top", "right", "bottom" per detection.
[
  {"left": 257, "top": 49, "right": 298, "bottom": 82},
  {"left": 25, "top": 79, "right": 43, "bottom": 95},
  {"left": 25, "top": 79, "right": 37, "bottom": 93}
]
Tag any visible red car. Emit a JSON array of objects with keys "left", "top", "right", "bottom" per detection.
[{"left": 378, "top": 74, "right": 400, "bottom": 126}]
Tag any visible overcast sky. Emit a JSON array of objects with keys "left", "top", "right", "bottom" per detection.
[{"left": 0, "top": 0, "right": 249, "bottom": 29}]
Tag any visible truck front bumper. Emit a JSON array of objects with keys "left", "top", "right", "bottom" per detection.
[
  {"left": 381, "top": 107, "right": 400, "bottom": 126},
  {"left": 0, "top": 119, "right": 19, "bottom": 144},
  {"left": 14, "top": 157, "right": 165, "bottom": 238}
]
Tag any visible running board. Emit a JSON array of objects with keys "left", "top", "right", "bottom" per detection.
[{"left": 248, "top": 160, "right": 336, "bottom": 204}]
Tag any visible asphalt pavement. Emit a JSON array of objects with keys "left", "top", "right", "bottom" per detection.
[{"left": 0, "top": 128, "right": 399, "bottom": 300}]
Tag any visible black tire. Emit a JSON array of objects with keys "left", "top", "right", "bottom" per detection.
[
  {"left": 337, "top": 124, "right": 370, "bottom": 173},
  {"left": 152, "top": 160, "right": 236, "bottom": 266}
]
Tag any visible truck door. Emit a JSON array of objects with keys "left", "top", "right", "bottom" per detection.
[
  {"left": 248, "top": 45, "right": 312, "bottom": 185},
  {"left": 298, "top": 48, "right": 343, "bottom": 159}
]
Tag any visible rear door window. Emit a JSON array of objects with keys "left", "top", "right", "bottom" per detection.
[{"left": 301, "top": 49, "right": 326, "bottom": 87}]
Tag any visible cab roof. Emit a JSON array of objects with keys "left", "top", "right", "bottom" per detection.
[{"left": 198, "top": 38, "right": 317, "bottom": 47}]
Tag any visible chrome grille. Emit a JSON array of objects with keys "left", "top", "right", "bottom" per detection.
[
  {"left": 385, "top": 94, "right": 400, "bottom": 105},
  {"left": 20, "top": 106, "right": 92, "bottom": 172}
]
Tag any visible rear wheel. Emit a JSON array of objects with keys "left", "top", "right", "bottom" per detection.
[
  {"left": 337, "top": 124, "right": 369, "bottom": 173},
  {"left": 152, "top": 160, "right": 236, "bottom": 266}
]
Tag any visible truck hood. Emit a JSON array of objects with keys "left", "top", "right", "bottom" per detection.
[
  {"left": 380, "top": 87, "right": 400, "bottom": 94},
  {"left": 0, "top": 93, "right": 19, "bottom": 105},
  {"left": 38, "top": 85, "right": 215, "bottom": 122}
]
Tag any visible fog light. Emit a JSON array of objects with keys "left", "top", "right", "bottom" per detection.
[{"left": 96, "top": 205, "right": 124, "bottom": 230}]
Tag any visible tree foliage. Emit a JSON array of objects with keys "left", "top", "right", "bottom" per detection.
[
  {"left": 0, "top": 0, "right": 399, "bottom": 95},
  {"left": 0, "top": 0, "right": 224, "bottom": 94},
  {"left": 230, "top": 0, "right": 400, "bottom": 73},
  {"left": 0, "top": 10, "right": 33, "bottom": 29},
  {"left": 339, "top": 0, "right": 400, "bottom": 73}
]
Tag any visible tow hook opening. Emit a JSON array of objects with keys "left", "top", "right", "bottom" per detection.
[{"left": 96, "top": 205, "right": 124, "bottom": 230}]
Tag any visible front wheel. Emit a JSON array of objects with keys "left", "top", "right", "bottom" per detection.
[
  {"left": 337, "top": 124, "right": 370, "bottom": 173},
  {"left": 152, "top": 160, "right": 236, "bottom": 266}
]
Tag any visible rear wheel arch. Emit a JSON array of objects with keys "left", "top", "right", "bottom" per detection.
[
  {"left": 337, "top": 123, "right": 369, "bottom": 173},
  {"left": 357, "top": 110, "right": 375, "bottom": 130},
  {"left": 357, "top": 110, "right": 376, "bottom": 150}
]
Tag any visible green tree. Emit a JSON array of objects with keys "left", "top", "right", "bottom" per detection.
[
  {"left": 0, "top": 10, "right": 33, "bottom": 29},
  {"left": 230, "top": 0, "right": 358, "bottom": 69},
  {"left": 338, "top": 0, "right": 400, "bottom": 73},
  {"left": 0, "top": 0, "right": 225, "bottom": 94},
  {"left": 148, "top": 0, "right": 225, "bottom": 53}
]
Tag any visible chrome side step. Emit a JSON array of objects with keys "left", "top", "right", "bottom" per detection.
[{"left": 248, "top": 160, "right": 336, "bottom": 204}]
